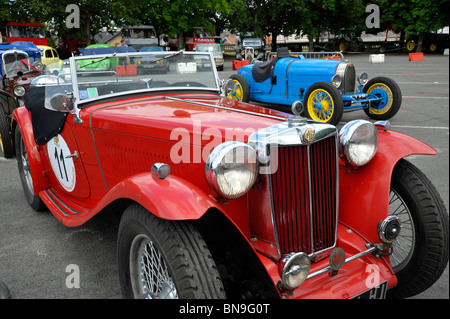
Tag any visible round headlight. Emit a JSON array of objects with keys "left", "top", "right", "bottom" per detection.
[
  {"left": 339, "top": 120, "right": 378, "bottom": 167},
  {"left": 358, "top": 72, "right": 368, "bottom": 85},
  {"left": 13, "top": 85, "right": 26, "bottom": 97},
  {"left": 278, "top": 252, "right": 311, "bottom": 290},
  {"left": 33, "top": 61, "right": 44, "bottom": 71},
  {"left": 205, "top": 141, "right": 258, "bottom": 199},
  {"left": 331, "top": 74, "right": 342, "bottom": 88}
]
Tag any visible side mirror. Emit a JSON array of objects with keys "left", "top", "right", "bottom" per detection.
[{"left": 49, "top": 93, "right": 72, "bottom": 112}]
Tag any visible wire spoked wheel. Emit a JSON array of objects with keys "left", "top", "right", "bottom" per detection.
[
  {"left": 118, "top": 204, "right": 226, "bottom": 299},
  {"left": 129, "top": 234, "right": 178, "bottom": 299},
  {"left": 388, "top": 188, "right": 415, "bottom": 273},
  {"left": 386, "top": 159, "right": 448, "bottom": 298}
]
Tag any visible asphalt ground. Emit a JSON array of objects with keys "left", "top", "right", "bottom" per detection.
[{"left": 0, "top": 52, "right": 448, "bottom": 300}]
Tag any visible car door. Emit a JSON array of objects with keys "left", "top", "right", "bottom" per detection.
[{"left": 43, "top": 119, "right": 91, "bottom": 199}]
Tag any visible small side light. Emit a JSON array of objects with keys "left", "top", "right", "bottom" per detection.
[
  {"left": 151, "top": 163, "right": 171, "bottom": 179},
  {"left": 278, "top": 252, "right": 311, "bottom": 290},
  {"left": 378, "top": 216, "right": 401, "bottom": 244}
]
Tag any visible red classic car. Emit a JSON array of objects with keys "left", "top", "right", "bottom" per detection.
[{"left": 11, "top": 50, "right": 448, "bottom": 299}]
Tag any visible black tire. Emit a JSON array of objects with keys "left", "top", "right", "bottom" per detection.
[
  {"left": 303, "top": 82, "right": 344, "bottom": 125},
  {"left": 0, "top": 110, "right": 13, "bottom": 158},
  {"left": 387, "top": 159, "right": 449, "bottom": 298},
  {"left": 118, "top": 204, "right": 226, "bottom": 299},
  {"left": 14, "top": 128, "right": 46, "bottom": 211},
  {"left": 363, "top": 76, "right": 402, "bottom": 120},
  {"left": 227, "top": 74, "right": 250, "bottom": 103}
]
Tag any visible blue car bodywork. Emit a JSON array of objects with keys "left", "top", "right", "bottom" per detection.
[{"left": 231, "top": 48, "right": 401, "bottom": 125}]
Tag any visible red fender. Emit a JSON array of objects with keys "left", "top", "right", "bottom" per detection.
[
  {"left": 61, "top": 172, "right": 223, "bottom": 227},
  {"left": 338, "top": 129, "right": 436, "bottom": 243},
  {"left": 12, "top": 106, "right": 50, "bottom": 194}
]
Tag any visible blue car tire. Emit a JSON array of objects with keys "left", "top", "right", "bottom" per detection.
[
  {"left": 304, "top": 82, "right": 343, "bottom": 125},
  {"left": 363, "top": 77, "right": 402, "bottom": 120},
  {"left": 227, "top": 74, "right": 250, "bottom": 103}
]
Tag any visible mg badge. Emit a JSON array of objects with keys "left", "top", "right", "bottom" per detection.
[
  {"left": 329, "top": 248, "right": 346, "bottom": 277},
  {"left": 304, "top": 128, "right": 315, "bottom": 142}
]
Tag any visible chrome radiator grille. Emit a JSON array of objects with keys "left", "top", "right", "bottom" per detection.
[
  {"left": 269, "top": 136, "right": 338, "bottom": 256},
  {"left": 344, "top": 64, "right": 356, "bottom": 94}
]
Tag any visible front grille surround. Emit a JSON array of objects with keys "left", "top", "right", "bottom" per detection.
[
  {"left": 248, "top": 120, "right": 339, "bottom": 259},
  {"left": 335, "top": 61, "right": 356, "bottom": 94}
]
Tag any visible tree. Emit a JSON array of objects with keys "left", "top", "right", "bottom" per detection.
[
  {"left": 377, "top": 0, "right": 449, "bottom": 51},
  {"left": 134, "top": 0, "right": 231, "bottom": 48}
]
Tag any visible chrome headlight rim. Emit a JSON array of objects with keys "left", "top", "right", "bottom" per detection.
[
  {"left": 357, "top": 72, "right": 368, "bottom": 85},
  {"left": 13, "top": 85, "right": 26, "bottom": 97},
  {"left": 338, "top": 120, "right": 378, "bottom": 167},
  {"left": 205, "top": 141, "right": 258, "bottom": 199},
  {"left": 331, "top": 74, "right": 342, "bottom": 88},
  {"left": 33, "top": 61, "right": 44, "bottom": 71}
]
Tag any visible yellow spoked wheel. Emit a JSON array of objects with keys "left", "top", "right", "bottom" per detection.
[
  {"left": 307, "top": 89, "right": 334, "bottom": 121},
  {"left": 226, "top": 74, "right": 250, "bottom": 103},
  {"left": 365, "top": 83, "right": 393, "bottom": 115},
  {"left": 363, "top": 76, "right": 402, "bottom": 120},
  {"left": 304, "top": 82, "right": 343, "bottom": 125},
  {"left": 227, "top": 80, "right": 244, "bottom": 101}
]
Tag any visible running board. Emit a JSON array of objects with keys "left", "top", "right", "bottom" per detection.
[{"left": 40, "top": 189, "right": 89, "bottom": 225}]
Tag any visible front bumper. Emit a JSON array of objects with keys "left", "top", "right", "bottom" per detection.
[{"left": 256, "top": 223, "right": 397, "bottom": 299}]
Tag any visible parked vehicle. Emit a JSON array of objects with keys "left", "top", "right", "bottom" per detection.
[
  {"left": 228, "top": 48, "right": 402, "bottom": 125},
  {"left": 135, "top": 46, "right": 170, "bottom": 73},
  {"left": 77, "top": 44, "right": 136, "bottom": 72},
  {"left": 195, "top": 43, "right": 224, "bottom": 71},
  {"left": 236, "top": 37, "right": 266, "bottom": 62},
  {"left": 11, "top": 50, "right": 448, "bottom": 299},
  {"left": 2, "top": 22, "right": 48, "bottom": 46},
  {"left": 1, "top": 48, "right": 43, "bottom": 158},
  {"left": 37, "top": 45, "right": 61, "bottom": 65},
  {"left": 122, "top": 25, "right": 158, "bottom": 51}
]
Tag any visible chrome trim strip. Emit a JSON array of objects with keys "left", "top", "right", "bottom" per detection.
[{"left": 44, "top": 190, "right": 69, "bottom": 217}]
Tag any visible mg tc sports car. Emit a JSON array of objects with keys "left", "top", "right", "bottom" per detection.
[
  {"left": 228, "top": 47, "right": 402, "bottom": 125},
  {"left": 11, "top": 50, "right": 448, "bottom": 299}
]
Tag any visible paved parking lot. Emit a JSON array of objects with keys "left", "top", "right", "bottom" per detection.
[{"left": 0, "top": 52, "right": 448, "bottom": 299}]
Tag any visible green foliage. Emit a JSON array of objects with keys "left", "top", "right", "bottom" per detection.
[{"left": 377, "top": 0, "right": 449, "bottom": 33}]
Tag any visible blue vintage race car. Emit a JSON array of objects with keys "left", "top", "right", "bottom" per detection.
[{"left": 227, "top": 47, "right": 402, "bottom": 125}]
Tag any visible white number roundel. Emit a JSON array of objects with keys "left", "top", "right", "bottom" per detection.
[{"left": 47, "top": 134, "right": 76, "bottom": 192}]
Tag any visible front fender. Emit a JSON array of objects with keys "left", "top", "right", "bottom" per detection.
[
  {"left": 12, "top": 106, "right": 50, "bottom": 194},
  {"left": 85, "top": 172, "right": 222, "bottom": 223},
  {"left": 338, "top": 129, "right": 436, "bottom": 242}
]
